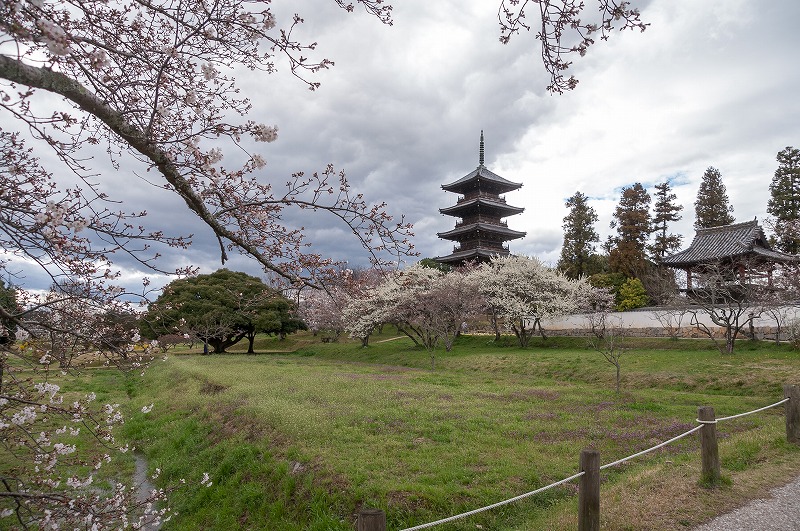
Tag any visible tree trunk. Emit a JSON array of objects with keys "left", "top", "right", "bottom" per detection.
[
  {"left": 247, "top": 334, "right": 255, "bottom": 354},
  {"left": 535, "top": 318, "right": 548, "bottom": 340},
  {"left": 490, "top": 310, "right": 501, "bottom": 341},
  {"left": 725, "top": 328, "right": 735, "bottom": 354}
]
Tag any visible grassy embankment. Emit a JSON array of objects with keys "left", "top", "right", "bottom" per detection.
[{"left": 110, "top": 330, "right": 800, "bottom": 530}]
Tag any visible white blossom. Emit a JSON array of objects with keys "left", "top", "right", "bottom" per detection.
[
  {"left": 253, "top": 123, "right": 278, "bottom": 142},
  {"left": 207, "top": 147, "right": 224, "bottom": 164},
  {"left": 251, "top": 154, "right": 266, "bottom": 169},
  {"left": 12, "top": 406, "right": 37, "bottom": 425},
  {"left": 201, "top": 63, "right": 217, "bottom": 80},
  {"left": 263, "top": 12, "right": 276, "bottom": 31}
]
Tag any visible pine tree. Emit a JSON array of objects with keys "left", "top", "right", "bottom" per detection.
[
  {"left": 558, "top": 191, "right": 600, "bottom": 279},
  {"left": 650, "top": 181, "right": 683, "bottom": 259},
  {"left": 767, "top": 146, "right": 800, "bottom": 253},
  {"left": 694, "top": 167, "right": 735, "bottom": 228},
  {"left": 608, "top": 183, "right": 651, "bottom": 277}
]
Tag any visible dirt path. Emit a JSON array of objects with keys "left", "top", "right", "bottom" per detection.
[
  {"left": 374, "top": 336, "right": 406, "bottom": 343},
  {"left": 693, "top": 475, "right": 800, "bottom": 530}
]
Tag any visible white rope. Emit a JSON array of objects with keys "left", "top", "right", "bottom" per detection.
[
  {"left": 715, "top": 397, "right": 790, "bottom": 422},
  {"left": 600, "top": 425, "right": 703, "bottom": 470},
  {"left": 400, "top": 395, "right": 793, "bottom": 530},
  {"left": 399, "top": 471, "right": 586, "bottom": 531},
  {"left": 695, "top": 397, "right": 790, "bottom": 424}
]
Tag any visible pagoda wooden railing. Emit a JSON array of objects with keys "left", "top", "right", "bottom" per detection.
[
  {"left": 454, "top": 218, "right": 508, "bottom": 228},
  {"left": 456, "top": 192, "right": 507, "bottom": 204},
  {"left": 453, "top": 243, "right": 510, "bottom": 253}
]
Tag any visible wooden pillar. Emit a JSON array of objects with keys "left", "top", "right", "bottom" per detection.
[
  {"left": 785, "top": 384, "right": 800, "bottom": 445},
  {"left": 578, "top": 449, "right": 600, "bottom": 531},
  {"left": 686, "top": 269, "right": 692, "bottom": 291},
  {"left": 698, "top": 406, "right": 720, "bottom": 486},
  {"left": 357, "top": 509, "right": 386, "bottom": 531}
]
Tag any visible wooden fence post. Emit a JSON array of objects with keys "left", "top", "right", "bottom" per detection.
[
  {"left": 578, "top": 448, "right": 600, "bottom": 531},
  {"left": 357, "top": 508, "right": 386, "bottom": 531},
  {"left": 698, "top": 406, "right": 720, "bottom": 486},
  {"left": 785, "top": 384, "right": 800, "bottom": 445}
]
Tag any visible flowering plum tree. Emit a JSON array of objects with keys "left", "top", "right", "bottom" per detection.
[
  {"left": 344, "top": 264, "right": 485, "bottom": 366},
  {"left": 476, "top": 255, "right": 589, "bottom": 347},
  {"left": 300, "top": 267, "right": 381, "bottom": 342},
  {"left": 349, "top": 264, "right": 444, "bottom": 352}
]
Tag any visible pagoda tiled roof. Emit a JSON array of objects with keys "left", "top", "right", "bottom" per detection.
[
  {"left": 439, "top": 196, "right": 524, "bottom": 217},
  {"left": 661, "top": 219, "right": 800, "bottom": 267},
  {"left": 441, "top": 164, "right": 522, "bottom": 193},
  {"left": 435, "top": 247, "right": 510, "bottom": 264},
  {"left": 437, "top": 222, "right": 526, "bottom": 241}
]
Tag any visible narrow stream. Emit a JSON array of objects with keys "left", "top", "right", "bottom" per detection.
[{"left": 133, "top": 453, "right": 161, "bottom": 530}]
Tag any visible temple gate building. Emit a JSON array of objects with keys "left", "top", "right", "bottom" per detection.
[
  {"left": 435, "top": 132, "right": 526, "bottom": 266},
  {"left": 661, "top": 219, "right": 800, "bottom": 298}
]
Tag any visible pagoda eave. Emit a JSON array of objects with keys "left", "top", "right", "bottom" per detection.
[
  {"left": 437, "top": 222, "right": 526, "bottom": 241},
  {"left": 442, "top": 166, "right": 522, "bottom": 194},
  {"left": 435, "top": 247, "right": 511, "bottom": 264},
  {"left": 439, "top": 198, "right": 524, "bottom": 217}
]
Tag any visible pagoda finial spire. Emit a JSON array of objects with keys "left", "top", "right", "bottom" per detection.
[{"left": 479, "top": 130, "right": 485, "bottom": 166}]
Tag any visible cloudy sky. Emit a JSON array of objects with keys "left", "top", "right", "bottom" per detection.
[
  {"left": 251, "top": 0, "right": 800, "bottom": 266},
  {"left": 5, "top": 0, "right": 800, "bottom": 292}
]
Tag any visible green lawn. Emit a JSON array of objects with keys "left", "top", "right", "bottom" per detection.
[{"left": 115, "top": 331, "right": 800, "bottom": 530}]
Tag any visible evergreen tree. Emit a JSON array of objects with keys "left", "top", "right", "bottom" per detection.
[
  {"left": 650, "top": 181, "right": 683, "bottom": 259},
  {"left": 608, "top": 183, "right": 651, "bottom": 277},
  {"left": 694, "top": 167, "right": 735, "bottom": 228},
  {"left": 142, "top": 269, "right": 305, "bottom": 353},
  {"left": 0, "top": 279, "right": 18, "bottom": 344},
  {"left": 558, "top": 191, "right": 600, "bottom": 279},
  {"left": 767, "top": 146, "right": 800, "bottom": 253}
]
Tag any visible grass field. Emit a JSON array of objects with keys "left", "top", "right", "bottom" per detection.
[{"left": 107, "top": 330, "right": 800, "bottom": 530}]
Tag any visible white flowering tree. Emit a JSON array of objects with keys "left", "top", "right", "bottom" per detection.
[
  {"left": 344, "top": 264, "right": 486, "bottom": 366},
  {"left": 301, "top": 268, "right": 382, "bottom": 342},
  {"left": 344, "top": 264, "right": 442, "bottom": 352},
  {"left": 412, "top": 266, "right": 485, "bottom": 353},
  {"left": 477, "top": 255, "right": 588, "bottom": 347},
  {"left": 342, "top": 294, "right": 387, "bottom": 348}
]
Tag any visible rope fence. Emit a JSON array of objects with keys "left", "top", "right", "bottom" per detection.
[
  {"left": 357, "top": 385, "right": 799, "bottom": 531},
  {"left": 399, "top": 471, "right": 586, "bottom": 531}
]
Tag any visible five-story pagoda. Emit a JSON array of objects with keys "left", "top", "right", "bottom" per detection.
[{"left": 435, "top": 132, "right": 526, "bottom": 265}]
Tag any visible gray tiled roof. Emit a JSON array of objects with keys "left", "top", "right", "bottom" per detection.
[
  {"left": 434, "top": 247, "right": 509, "bottom": 264},
  {"left": 439, "top": 196, "right": 524, "bottom": 217},
  {"left": 441, "top": 165, "right": 522, "bottom": 193},
  {"left": 437, "top": 222, "right": 526, "bottom": 241},
  {"left": 661, "top": 219, "right": 800, "bottom": 267}
]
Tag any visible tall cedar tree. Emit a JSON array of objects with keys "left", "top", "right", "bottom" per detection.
[
  {"left": 558, "top": 191, "right": 600, "bottom": 279},
  {"left": 767, "top": 146, "right": 800, "bottom": 253},
  {"left": 608, "top": 183, "right": 651, "bottom": 277},
  {"left": 650, "top": 181, "right": 683, "bottom": 259},
  {"left": 694, "top": 167, "right": 735, "bottom": 228}
]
